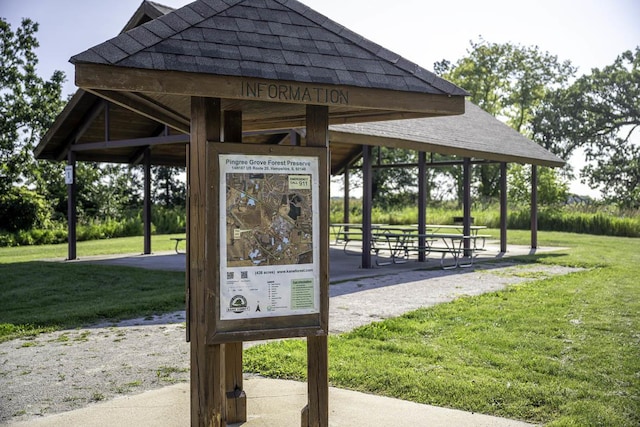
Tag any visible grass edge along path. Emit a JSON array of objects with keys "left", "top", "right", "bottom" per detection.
[{"left": 245, "top": 232, "right": 640, "bottom": 426}]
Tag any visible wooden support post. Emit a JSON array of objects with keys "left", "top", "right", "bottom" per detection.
[
  {"left": 531, "top": 165, "right": 538, "bottom": 249},
  {"left": 418, "top": 151, "right": 427, "bottom": 262},
  {"left": 343, "top": 168, "right": 350, "bottom": 224},
  {"left": 223, "top": 110, "right": 242, "bottom": 143},
  {"left": 143, "top": 148, "right": 152, "bottom": 255},
  {"left": 222, "top": 109, "right": 246, "bottom": 424},
  {"left": 224, "top": 342, "right": 246, "bottom": 423},
  {"left": 303, "top": 105, "right": 329, "bottom": 427},
  {"left": 361, "top": 145, "right": 373, "bottom": 269},
  {"left": 463, "top": 157, "right": 472, "bottom": 256},
  {"left": 500, "top": 162, "right": 508, "bottom": 253},
  {"left": 189, "top": 97, "right": 226, "bottom": 427},
  {"left": 67, "top": 151, "right": 77, "bottom": 260}
]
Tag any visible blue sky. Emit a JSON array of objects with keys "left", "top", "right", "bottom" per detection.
[{"left": 2, "top": 0, "right": 639, "bottom": 196}]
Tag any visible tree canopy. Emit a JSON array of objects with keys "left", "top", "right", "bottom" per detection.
[
  {"left": 435, "top": 38, "right": 575, "bottom": 201},
  {"left": 0, "top": 17, "right": 65, "bottom": 192},
  {"left": 531, "top": 48, "right": 640, "bottom": 208}
]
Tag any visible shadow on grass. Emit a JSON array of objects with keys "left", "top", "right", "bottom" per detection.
[{"left": 0, "top": 261, "right": 184, "bottom": 340}]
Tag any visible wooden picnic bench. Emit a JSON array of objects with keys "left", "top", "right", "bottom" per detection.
[
  {"left": 374, "top": 231, "right": 480, "bottom": 269},
  {"left": 170, "top": 237, "right": 186, "bottom": 254}
]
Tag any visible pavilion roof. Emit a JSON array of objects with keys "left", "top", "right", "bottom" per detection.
[
  {"left": 36, "top": 1, "right": 563, "bottom": 171},
  {"left": 70, "top": 0, "right": 467, "bottom": 97}
]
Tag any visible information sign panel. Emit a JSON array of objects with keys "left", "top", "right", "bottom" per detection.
[{"left": 208, "top": 143, "right": 328, "bottom": 343}]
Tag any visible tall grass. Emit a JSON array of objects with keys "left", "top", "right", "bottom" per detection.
[
  {"left": 0, "top": 206, "right": 187, "bottom": 247},
  {"left": 330, "top": 199, "right": 640, "bottom": 237}
]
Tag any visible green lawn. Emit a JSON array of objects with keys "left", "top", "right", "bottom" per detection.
[
  {"left": 0, "top": 231, "right": 638, "bottom": 425},
  {"left": 0, "top": 234, "right": 185, "bottom": 341},
  {"left": 244, "top": 230, "right": 640, "bottom": 426}
]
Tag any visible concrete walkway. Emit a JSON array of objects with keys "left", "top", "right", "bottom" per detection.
[{"left": 8, "top": 378, "right": 534, "bottom": 426}]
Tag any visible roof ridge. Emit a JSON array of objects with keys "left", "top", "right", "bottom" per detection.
[
  {"left": 71, "top": 0, "right": 241, "bottom": 66},
  {"left": 274, "top": 0, "right": 467, "bottom": 96}
]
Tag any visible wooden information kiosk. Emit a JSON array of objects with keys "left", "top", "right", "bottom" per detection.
[
  {"left": 189, "top": 100, "right": 330, "bottom": 425},
  {"left": 65, "top": 1, "right": 467, "bottom": 425}
]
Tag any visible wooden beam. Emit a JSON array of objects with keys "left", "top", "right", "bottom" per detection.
[
  {"left": 303, "top": 104, "right": 329, "bottom": 427},
  {"left": 67, "top": 152, "right": 77, "bottom": 260},
  {"left": 222, "top": 109, "right": 246, "bottom": 424},
  {"left": 189, "top": 96, "right": 225, "bottom": 427},
  {"left": 463, "top": 157, "right": 472, "bottom": 256},
  {"left": 88, "top": 88, "right": 190, "bottom": 133},
  {"left": 56, "top": 100, "right": 106, "bottom": 160},
  {"left": 361, "top": 145, "right": 373, "bottom": 270},
  {"left": 343, "top": 168, "right": 350, "bottom": 224},
  {"left": 70, "top": 134, "right": 189, "bottom": 152},
  {"left": 223, "top": 110, "right": 242, "bottom": 143},
  {"left": 500, "top": 162, "right": 508, "bottom": 253},
  {"left": 531, "top": 165, "right": 538, "bottom": 249},
  {"left": 143, "top": 148, "right": 152, "bottom": 255},
  {"left": 418, "top": 151, "right": 427, "bottom": 262},
  {"left": 75, "top": 64, "right": 466, "bottom": 115}
]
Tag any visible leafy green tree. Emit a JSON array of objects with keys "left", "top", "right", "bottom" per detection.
[
  {"left": 153, "top": 166, "right": 186, "bottom": 208},
  {"left": 508, "top": 164, "right": 569, "bottom": 208},
  {"left": 0, "top": 18, "right": 66, "bottom": 192},
  {"left": 532, "top": 48, "right": 639, "bottom": 208},
  {"left": 435, "top": 38, "right": 576, "bottom": 199},
  {"left": 0, "top": 18, "right": 65, "bottom": 231}
]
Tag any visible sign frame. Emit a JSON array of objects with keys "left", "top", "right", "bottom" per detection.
[{"left": 207, "top": 142, "right": 329, "bottom": 344}]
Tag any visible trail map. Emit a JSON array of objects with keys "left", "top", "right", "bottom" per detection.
[
  {"left": 218, "top": 153, "right": 320, "bottom": 320},
  {"left": 225, "top": 173, "right": 313, "bottom": 267}
]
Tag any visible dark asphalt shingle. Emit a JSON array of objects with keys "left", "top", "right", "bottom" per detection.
[{"left": 70, "top": 0, "right": 468, "bottom": 96}]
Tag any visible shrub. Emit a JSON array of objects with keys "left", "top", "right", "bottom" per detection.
[{"left": 0, "top": 187, "right": 51, "bottom": 232}]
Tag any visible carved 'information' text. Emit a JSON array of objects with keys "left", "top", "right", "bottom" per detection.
[{"left": 242, "top": 81, "right": 349, "bottom": 105}]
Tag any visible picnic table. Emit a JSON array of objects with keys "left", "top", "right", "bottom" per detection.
[
  {"left": 374, "top": 231, "right": 479, "bottom": 269},
  {"left": 170, "top": 237, "right": 186, "bottom": 254},
  {"left": 330, "top": 223, "right": 386, "bottom": 250},
  {"left": 424, "top": 224, "right": 490, "bottom": 250},
  {"left": 330, "top": 223, "right": 488, "bottom": 269}
]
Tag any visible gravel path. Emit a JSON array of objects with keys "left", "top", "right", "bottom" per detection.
[{"left": 0, "top": 262, "right": 580, "bottom": 424}]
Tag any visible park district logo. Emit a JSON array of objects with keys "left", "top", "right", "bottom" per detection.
[{"left": 228, "top": 295, "right": 249, "bottom": 314}]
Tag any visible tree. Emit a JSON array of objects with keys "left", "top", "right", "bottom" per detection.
[
  {"left": 435, "top": 38, "right": 576, "bottom": 199},
  {"left": 508, "top": 164, "right": 569, "bottom": 208},
  {"left": 0, "top": 18, "right": 66, "bottom": 231},
  {"left": 532, "top": 48, "right": 640, "bottom": 208},
  {"left": 0, "top": 18, "right": 66, "bottom": 192},
  {"left": 153, "top": 166, "right": 186, "bottom": 208}
]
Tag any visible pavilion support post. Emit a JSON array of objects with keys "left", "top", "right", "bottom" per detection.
[
  {"left": 143, "top": 148, "right": 152, "bottom": 255},
  {"left": 361, "top": 145, "right": 373, "bottom": 269},
  {"left": 222, "top": 109, "right": 246, "bottom": 424},
  {"left": 531, "top": 165, "right": 538, "bottom": 249},
  {"left": 343, "top": 168, "right": 350, "bottom": 224},
  {"left": 463, "top": 157, "right": 472, "bottom": 256},
  {"left": 500, "top": 162, "right": 508, "bottom": 253},
  {"left": 189, "top": 97, "right": 226, "bottom": 427},
  {"left": 418, "top": 151, "right": 427, "bottom": 262},
  {"left": 302, "top": 104, "right": 329, "bottom": 427},
  {"left": 67, "top": 151, "right": 77, "bottom": 260}
]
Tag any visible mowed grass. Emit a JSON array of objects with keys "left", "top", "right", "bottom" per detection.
[
  {"left": 244, "top": 231, "right": 640, "bottom": 426},
  {"left": 0, "top": 234, "right": 185, "bottom": 342},
  {"left": 1, "top": 230, "right": 638, "bottom": 425}
]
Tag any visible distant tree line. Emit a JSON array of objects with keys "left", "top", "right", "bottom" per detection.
[
  {"left": 1, "top": 19, "right": 638, "bottom": 238},
  {"left": 360, "top": 38, "right": 639, "bottom": 210},
  {"left": 0, "top": 18, "right": 185, "bottom": 234}
]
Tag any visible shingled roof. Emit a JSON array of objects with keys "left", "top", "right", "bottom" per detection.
[
  {"left": 37, "top": 1, "right": 564, "bottom": 171},
  {"left": 328, "top": 100, "right": 565, "bottom": 172},
  {"left": 70, "top": 0, "right": 466, "bottom": 97}
]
